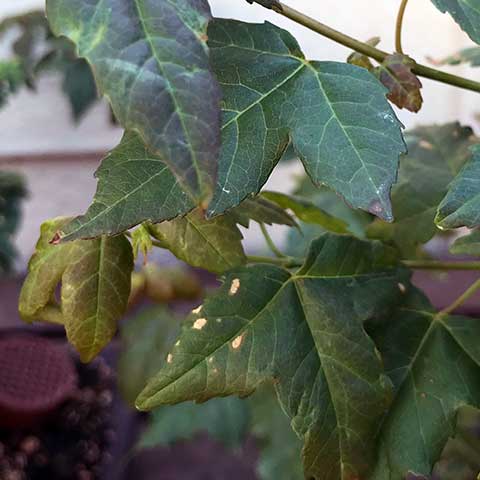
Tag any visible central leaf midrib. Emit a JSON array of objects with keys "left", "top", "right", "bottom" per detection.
[{"left": 221, "top": 61, "right": 306, "bottom": 131}]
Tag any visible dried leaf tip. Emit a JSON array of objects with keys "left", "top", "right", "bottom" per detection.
[{"left": 49, "top": 231, "right": 63, "bottom": 245}]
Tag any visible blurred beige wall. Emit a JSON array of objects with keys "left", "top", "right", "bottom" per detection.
[{"left": 0, "top": 0, "right": 479, "bottom": 266}]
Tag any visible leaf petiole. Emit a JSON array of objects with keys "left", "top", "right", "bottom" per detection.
[
  {"left": 439, "top": 277, "right": 480, "bottom": 316},
  {"left": 395, "top": 0, "right": 409, "bottom": 54},
  {"left": 259, "top": 223, "right": 287, "bottom": 258}
]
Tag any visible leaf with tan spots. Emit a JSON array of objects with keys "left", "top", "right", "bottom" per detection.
[
  {"left": 137, "top": 233, "right": 410, "bottom": 480},
  {"left": 19, "top": 217, "right": 133, "bottom": 361}
]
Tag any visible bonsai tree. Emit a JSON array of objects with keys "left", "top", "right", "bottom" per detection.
[{"left": 18, "top": 0, "right": 480, "bottom": 478}]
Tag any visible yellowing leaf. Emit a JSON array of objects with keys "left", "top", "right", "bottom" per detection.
[
  {"left": 149, "top": 209, "right": 246, "bottom": 274},
  {"left": 19, "top": 217, "right": 133, "bottom": 361}
]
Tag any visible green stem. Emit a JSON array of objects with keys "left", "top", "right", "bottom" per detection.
[
  {"left": 259, "top": 223, "right": 286, "bottom": 258},
  {"left": 395, "top": 0, "right": 409, "bottom": 54},
  {"left": 439, "top": 278, "right": 480, "bottom": 315},
  {"left": 403, "top": 260, "right": 480, "bottom": 271},
  {"left": 246, "top": 255, "right": 302, "bottom": 268},
  {"left": 248, "top": 0, "right": 480, "bottom": 94}
]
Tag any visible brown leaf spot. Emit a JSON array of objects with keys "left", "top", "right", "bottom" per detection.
[
  {"left": 49, "top": 231, "right": 63, "bottom": 245},
  {"left": 398, "top": 282, "right": 407, "bottom": 294},
  {"left": 167, "top": 354, "right": 173, "bottom": 363},
  {"left": 192, "top": 305, "right": 203, "bottom": 315}
]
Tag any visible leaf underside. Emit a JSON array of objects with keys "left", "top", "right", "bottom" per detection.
[
  {"left": 46, "top": 0, "right": 221, "bottom": 203},
  {"left": 137, "top": 234, "right": 410, "bottom": 480}
]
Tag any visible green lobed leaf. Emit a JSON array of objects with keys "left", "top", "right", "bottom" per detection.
[
  {"left": 431, "top": 0, "right": 480, "bottom": 45},
  {"left": 46, "top": 0, "right": 221, "bottom": 204},
  {"left": 450, "top": 229, "right": 480, "bottom": 256},
  {"left": 367, "top": 288, "right": 480, "bottom": 479},
  {"left": 430, "top": 405, "right": 480, "bottom": 480},
  {"left": 368, "top": 123, "right": 477, "bottom": 255},
  {"left": 206, "top": 20, "right": 406, "bottom": 222},
  {"left": 59, "top": 132, "right": 195, "bottom": 241},
  {"left": 136, "top": 233, "right": 410, "bottom": 480},
  {"left": 139, "top": 397, "right": 250, "bottom": 450},
  {"left": 118, "top": 306, "right": 181, "bottom": 405},
  {"left": 436, "top": 145, "right": 480, "bottom": 229},
  {"left": 261, "top": 190, "right": 349, "bottom": 233},
  {"left": 374, "top": 54, "right": 423, "bottom": 113},
  {"left": 19, "top": 217, "right": 133, "bottom": 361},
  {"left": 149, "top": 209, "right": 246, "bottom": 274}
]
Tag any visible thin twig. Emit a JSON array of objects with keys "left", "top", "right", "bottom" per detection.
[{"left": 248, "top": 0, "right": 480, "bottom": 94}]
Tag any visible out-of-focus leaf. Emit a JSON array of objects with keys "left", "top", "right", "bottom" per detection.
[
  {"left": 249, "top": 387, "right": 303, "bottom": 480},
  {"left": 374, "top": 54, "right": 423, "bottom": 112},
  {"left": 118, "top": 306, "right": 181, "bottom": 405},
  {"left": 450, "top": 230, "right": 480, "bottom": 256},
  {"left": 431, "top": 46, "right": 480, "bottom": 67},
  {"left": 0, "top": 171, "right": 27, "bottom": 275},
  {"left": 139, "top": 397, "right": 250, "bottom": 450},
  {"left": 46, "top": 0, "right": 222, "bottom": 204},
  {"left": 206, "top": 20, "right": 406, "bottom": 222},
  {"left": 262, "top": 190, "right": 349, "bottom": 233},
  {"left": 436, "top": 145, "right": 480, "bottom": 229},
  {"left": 19, "top": 217, "right": 133, "bottom": 361},
  {"left": 368, "top": 123, "right": 477, "bottom": 255},
  {"left": 0, "top": 60, "right": 26, "bottom": 107},
  {"left": 137, "top": 234, "right": 410, "bottom": 480},
  {"left": 430, "top": 405, "right": 480, "bottom": 480},
  {"left": 149, "top": 209, "right": 246, "bottom": 274},
  {"left": 61, "top": 58, "right": 97, "bottom": 120},
  {"left": 368, "top": 288, "right": 480, "bottom": 479}
]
